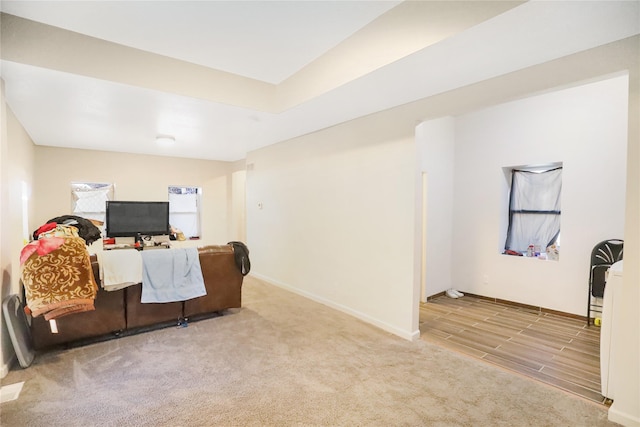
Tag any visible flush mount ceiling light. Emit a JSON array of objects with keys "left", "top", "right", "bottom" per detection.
[{"left": 155, "top": 135, "right": 175, "bottom": 145}]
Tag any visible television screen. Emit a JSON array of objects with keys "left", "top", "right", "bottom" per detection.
[{"left": 106, "top": 201, "right": 170, "bottom": 237}]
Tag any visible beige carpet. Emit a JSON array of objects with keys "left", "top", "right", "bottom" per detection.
[{"left": 0, "top": 277, "right": 616, "bottom": 426}]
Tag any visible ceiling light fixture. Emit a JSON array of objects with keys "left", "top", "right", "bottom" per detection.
[{"left": 155, "top": 135, "right": 176, "bottom": 145}]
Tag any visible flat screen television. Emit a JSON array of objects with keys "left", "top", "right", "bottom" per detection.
[{"left": 105, "top": 201, "right": 170, "bottom": 237}]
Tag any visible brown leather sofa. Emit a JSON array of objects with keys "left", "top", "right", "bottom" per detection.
[{"left": 28, "top": 244, "right": 244, "bottom": 350}]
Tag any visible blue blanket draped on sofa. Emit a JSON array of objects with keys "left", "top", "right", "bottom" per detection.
[{"left": 140, "top": 248, "right": 206, "bottom": 303}]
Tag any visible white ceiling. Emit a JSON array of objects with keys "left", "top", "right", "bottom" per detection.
[
  {"left": 1, "top": 0, "right": 402, "bottom": 84},
  {"left": 1, "top": 1, "right": 639, "bottom": 161}
]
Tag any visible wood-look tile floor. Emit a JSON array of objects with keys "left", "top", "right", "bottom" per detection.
[{"left": 419, "top": 294, "right": 606, "bottom": 404}]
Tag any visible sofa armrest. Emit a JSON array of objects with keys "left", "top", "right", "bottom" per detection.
[{"left": 183, "top": 245, "right": 243, "bottom": 317}]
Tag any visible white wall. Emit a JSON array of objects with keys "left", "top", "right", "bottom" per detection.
[
  {"left": 608, "top": 62, "right": 639, "bottom": 427},
  {"left": 415, "top": 73, "right": 638, "bottom": 425},
  {"left": 415, "top": 117, "right": 456, "bottom": 300},
  {"left": 245, "top": 73, "right": 631, "bottom": 342},
  {"left": 246, "top": 116, "right": 418, "bottom": 340},
  {"left": 420, "top": 75, "right": 628, "bottom": 315},
  {"left": 32, "top": 146, "right": 238, "bottom": 252}
]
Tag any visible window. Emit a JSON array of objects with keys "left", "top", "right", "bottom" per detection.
[
  {"left": 504, "top": 165, "right": 562, "bottom": 257},
  {"left": 168, "top": 186, "right": 201, "bottom": 239},
  {"left": 71, "top": 182, "right": 113, "bottom": 224}
]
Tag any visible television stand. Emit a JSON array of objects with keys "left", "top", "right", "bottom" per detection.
[{"left": 103, "top": 235, "right": 171, "bottom": 251}]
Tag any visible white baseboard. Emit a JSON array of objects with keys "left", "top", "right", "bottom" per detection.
[
  {"left": 0, "top": 355, "right": 16, "bottom": 378},
  {"left": 250, "top": 273, "right": 419, "bottom": 341},
  {"left": 609, "top": 404, "right": 640, "bottom": 427}
]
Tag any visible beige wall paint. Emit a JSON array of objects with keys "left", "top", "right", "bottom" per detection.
[
  {"left": 32, "top": 147, "right": 237, "bottom": 251},
  {"left": 7, "top": 107, "right": 36, "bottom": 291},
  {"left": 230, "top": 170, "right": 247, "bottom": 243},
  {"left": 1, "top": 79, "right": 11, "bottom": 376},
  {"left": 246, "top": 113, "right": 418, "bottom": 339},
  {"left": 1, "top": 83, "right": 36, "bottom": 376},
  {"left": 1, "top": 140, "right": 243, "bottom": 377}
]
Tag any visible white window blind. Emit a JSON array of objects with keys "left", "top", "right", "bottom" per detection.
[
  {"left": 168, "top": 186, "right": 201, "bottom": 238},
  {"left": 71, "top": 182, "right": 113, "bottom": 223}
]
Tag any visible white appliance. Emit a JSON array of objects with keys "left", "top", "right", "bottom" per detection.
[{"left": 600, "top": 260, "right": 624, "bottom": 399}]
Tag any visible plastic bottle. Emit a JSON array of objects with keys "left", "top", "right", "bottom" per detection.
[{"left": 527, "top": 244, "right": 534, "bottom": 257}]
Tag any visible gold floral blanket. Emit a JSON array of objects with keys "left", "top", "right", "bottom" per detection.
[{"left": 21, "top": 235, "right": 98, "bottom": 320}]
